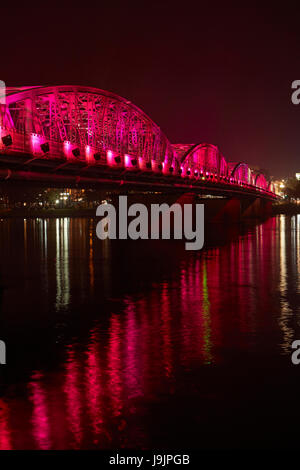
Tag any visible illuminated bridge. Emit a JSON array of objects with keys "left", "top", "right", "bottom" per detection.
[{"left": 0, "top": 86, "right": 278, "bottom": 203}]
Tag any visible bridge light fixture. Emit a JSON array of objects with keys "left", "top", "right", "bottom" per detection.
[
  {"left": 63, "top": 140, "right": 72, "bottom": 159},
  {"left": 40, "top": 142, "right": 50, "bottom": 154},
  {"left": 194, "top": 170, "right": 198, "bottom": 176},
  {"left": 85, "top": 145, "right": 92, "bottom": 161},
  {"left": 94, "top": 152, "right": 101, "bottom": 161},
  {"left": 107, "top": 150, "right": 114, "bottom": 164},
  {"left": 124, "top": 155, "right": 131, "bottom": 166},
  {"left": 1, "top": 134, "right": 12, "bottom": 147},
  {"left": 72, "top": 148, "right": 80, "bottom": 157}
]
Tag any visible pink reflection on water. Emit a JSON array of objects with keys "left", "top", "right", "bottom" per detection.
[
  {"left": 124, "top": 300, "right": 143, "bottom": 400},
  {"left": 85, "top": 328, "right": 103, "bottom": 440},
  {"left": 28, "top": 371, "right": 52, "bottom": 449},
  {"left": 160, "top": 282, "right": 173, "bottom": 378},
  {"left": 63, "top": 346, "right": 82, "bottom": 448},
  {"left": 0, "top": 399, "right": 11, "bottom": 450},
  {"left": 108, "top": 315, "right": 123, "bottom": 417}
]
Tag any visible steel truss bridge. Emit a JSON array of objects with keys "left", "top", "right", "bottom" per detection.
[{"left": 0, "top": 86, "right": 278, "bottom": 200}]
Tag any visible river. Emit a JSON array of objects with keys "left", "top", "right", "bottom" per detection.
[{"left": 0, "top": 215, "right": 299, "bottom": 449}]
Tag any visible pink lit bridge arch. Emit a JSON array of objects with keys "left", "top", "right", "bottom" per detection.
[{"left": 0, "top": 85, "right": 279, "bottom": 198}]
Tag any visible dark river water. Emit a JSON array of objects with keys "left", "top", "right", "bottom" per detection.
[{"left": 0, "top": 215, "right": 300, "bottom": 450}]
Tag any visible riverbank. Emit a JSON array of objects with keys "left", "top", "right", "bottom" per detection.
[
  {"left": 273, "top": 202, "right": 300, "bottom": 214},
  {"left": 0, "top": 203, "right": 299, "bottom": 219},
  {"left": 0, "top": 207, "right": 97, "bottom": 218}
]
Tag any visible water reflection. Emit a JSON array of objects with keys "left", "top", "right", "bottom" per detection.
[
  {"left": 0, "top": 399, "right": 11, "bottom": 450},
  {"left": 0, "top": 215, "right": 300, "bottom": 449},
  {"left": 56, "top": 218, "right": 70, "bottom": 311},
  {"left": 278, "top": 215, "right": 298, "bottom": 353},
  {"left": 28, "top": 372, "right": 52, "bottom": 450},
  {"left": 86, "top": 327, "right": 103, "bottom": 439}
]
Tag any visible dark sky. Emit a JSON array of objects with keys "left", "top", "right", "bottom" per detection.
[{"left": 2, "top": 3, "right": 300, "bottom": 177}]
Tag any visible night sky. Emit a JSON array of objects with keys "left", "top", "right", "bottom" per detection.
[{"left": 2, "top": 3, "right": 300, "bottom": 177}]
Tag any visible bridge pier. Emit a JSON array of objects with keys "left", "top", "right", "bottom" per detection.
[
  {"left": 240, "top": 197, "right": 273, "bottom": 219},
  {"left": 261, "top": 199, "right": 273, "bottom": 218},
  {"left": 177, "top": 195, "right": 273, "bottom": 223},
  {"left": 206, "top": 197, "right": 241, "bottom": 223},
  {"left": 109, "top": 193, "right": 273, "bottom": 226}
]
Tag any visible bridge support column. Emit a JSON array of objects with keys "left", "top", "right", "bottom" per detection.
[
  {"left": 197, "top": 197, "right": 241, "bottom": 223},
  {"left": 110, "top": 192, "right": 195, "bottom": 207},
  {"left": 241, "top": 198, "right": 273, "bottom": 219},
  {"left": 261, "top": 199, "right": 273, "bottom": 217},
  {"left": 107, "top": 193, "right": 273, "bottom": 228},
  {"left": 124, "top": 195, "right": 242, "bottom": 224}
]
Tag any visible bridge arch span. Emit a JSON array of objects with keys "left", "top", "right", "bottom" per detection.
[
  {"left": 0, "top": 85, "right": 278, "bottom": 197},
  {"left": 0, "top": 85, "right": 174, "bottom": 172},
  {"left": 255, "top": 172, "right": 269, "bottom": 191},
  {"left": 230, "top": 162, "right": 252, "bottom": 185},
  {"left": 172, "top": 143, "right": 228, "bottom": 179}
]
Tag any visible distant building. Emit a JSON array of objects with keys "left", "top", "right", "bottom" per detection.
[{"left": 272, "top": 180, "right": 284, "bottom": 196}]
